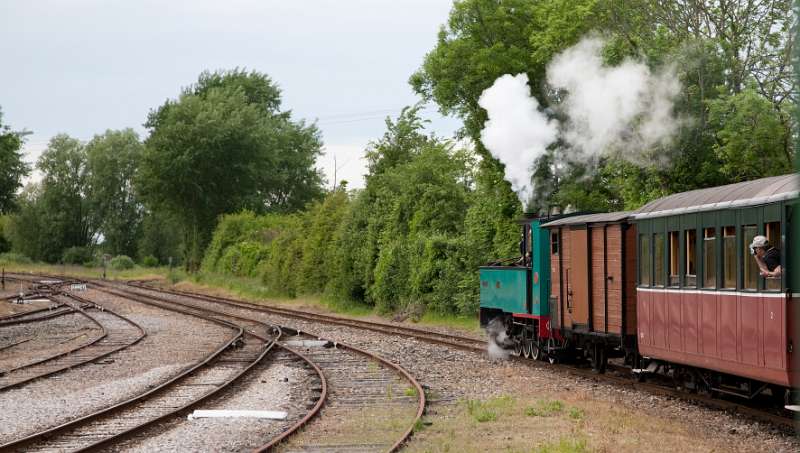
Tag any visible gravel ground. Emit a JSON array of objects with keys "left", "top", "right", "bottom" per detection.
[
  {"left": 0, "top": 297, "right": 51, "bottom": 318},
  {"left": 0, "top": 311, "right": 102, "bottom": 370},
  {"left": 115, "top": 356, "right": 309, "bottom": 453},
  {"left": 114, "top": 285, "right": 421, "bottom": 451},
  {"left": 131, "top": 285, "right": 799, "bottom": 453},
  {"left": 0, "top": 289, "right": 233, "bottom": 444}
]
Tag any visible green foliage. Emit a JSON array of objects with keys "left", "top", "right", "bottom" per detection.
[
  {"left": 0, "top": 108, "right": 30, "bottom": 214},
  {"left": 465, "top": 396, "right": 514, "bottom": 423},
  {"left": 109, "top": 255, "right": 135, "bottom": 270},
  {"left": 137, "top": 210, "right": 182, "bottom": 266},
  {"left": 199, "top": 107, "right": 517, "bottom": 317},
  {"left": 85, "top": 129, "right": 143, "bottom": 257},
  {"left": 62, "top": 246, "right": 94, "bottom": 265},
  {"left": 141, "top": 255, "right": 159, "bottom": 267},
  {"left": 568, "top": 407, "right": 585, "bottom": 420},
  {"left": 0, "top": 252, "right": 31, "bottom": 264},
  {"left": 0, "top": 215, "right": 10, "bottom": 254},
  {"left": 139, "top": 69, "right": 324, "bottom": 270},
  {"left": 708, "top": 88, "right": 793, "bottom": 181},
  {"left": 7, "top": 135, "right": 94, "bottom": 262},
  {"left": 413, "top": 0, "right": 795, "bottom": 212},
  {"left": 524, "top": 399, "right": 565, "bottom": 417},
  {"left": 535, "top": 437, "right": 588, "bottom": 453}
]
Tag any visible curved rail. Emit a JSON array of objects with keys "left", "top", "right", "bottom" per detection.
[
  {"left": 128, "top": 280, "right": 485, "bottom": 351},
  {"left": 0, "top": 297, "right": 142, "bottom": 392},
  {"left": 0, "top": 295, "right": 248, "bottom": 451},
  {"left": 88, "top": 282, "right": 331, "bottom": 452},
  {"left": 126, "top": 279, "right": 798, "bottom": 434},
  {"left": 104, "top": 281, "right": 425, "bottom": 451}
]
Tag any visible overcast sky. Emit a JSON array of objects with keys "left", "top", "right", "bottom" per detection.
[{"left": 0, "top": 0, "right": 462, "bottom": 188}]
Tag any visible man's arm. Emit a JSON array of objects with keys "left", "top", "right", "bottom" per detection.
[
  {"left": 754, "top": 254, "right": 770, "bottom": 274},
  {"left": 764, "top": 265, "right": 782, "bottom": 278}
]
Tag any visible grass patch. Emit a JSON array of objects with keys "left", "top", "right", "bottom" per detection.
[
  {"left": 0, "top": 262, "right": 171, "bottom": 282},
  {"left": 465, "top": 396, "right": 514, "bottom": 423},
  {"left": 536, "top": 437, "right": 588, "bottom": 453},
  {"left": 525, "top": 399, "right": 565, "bottom": 417},
  {"left": 568, "top": 407, "right": 584, "bottom": 421},
  {"left": 417, "top": 311, "right": 480, "bottom": 332},
  {"left": 404, "top": 387, "right": 418, "bottom": 397}
]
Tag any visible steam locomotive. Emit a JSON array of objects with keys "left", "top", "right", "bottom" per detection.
[{"left": 479, "top": 174, "right": 799, "bottom": 403}]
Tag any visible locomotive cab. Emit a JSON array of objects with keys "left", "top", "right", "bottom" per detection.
[{"left": 479, "top": 217, "right": 555, "bottom": 360}]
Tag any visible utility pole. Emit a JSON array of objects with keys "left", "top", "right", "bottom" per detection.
[{"left": 332, "top": 154, "right": 337, "bottom": 192}]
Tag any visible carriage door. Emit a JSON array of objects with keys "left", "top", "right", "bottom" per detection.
[{"left": 569, "top": 226, "right": 590, "bottom": 328}]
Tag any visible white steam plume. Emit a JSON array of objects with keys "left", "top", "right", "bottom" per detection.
[
  {"left": 478, "top": 74, "right": 558, "bottom": 206},
  {"left": 478, "top": 36, "right": 682, "bottom": 207},
  {"left": 548, "top": 36, "right": 681, "bottom": 159}
]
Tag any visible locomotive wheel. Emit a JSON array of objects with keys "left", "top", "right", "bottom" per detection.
[
  {"left": 546, "top": 338, "right": 558, "bottom": 364},
  {"left": 512, "top": 340, "right": 522, "bottom": 357},
  {"left": 522, "top": 340, "right": 532, "bottom": 359},
  {"left": 531, "top": 341, "right": 541, "bottom": 361}
]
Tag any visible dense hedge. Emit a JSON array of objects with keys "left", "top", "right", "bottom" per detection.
[{"left": 202, "top": 108, "right": 519, "bottom": 316}]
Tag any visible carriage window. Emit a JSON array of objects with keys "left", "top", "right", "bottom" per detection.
[
  {"left": 722, "top": 226, "right": 736, "bottom": 289},
  {"left": 654, "top": 233, "right": 665, "bottom": 286},
  {"left": 668, "top": 231, "right": 680, "bottom": 286},
  {"left": 685, "top": 229, "right": 697, "bottom": 287},
  {"left": 639, "top": 234, "right": 650, "bottom": 286},
  {"left": 551, "top": 231, "right": 559, "bottom": 255},
  {"left": 765, "top": 222, "right": 782, "bottom": 290},
  {"left": 703, "top": 228, "right": 716, "bottom": 288},
  {"left": 742, "top": 225, "right": 758, "bottom": 290}
]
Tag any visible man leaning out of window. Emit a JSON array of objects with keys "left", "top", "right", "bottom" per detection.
[{"left": 750, "top": 235, "right": 782, "bottom": 279}]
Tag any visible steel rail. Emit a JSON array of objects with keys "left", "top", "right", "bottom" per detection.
[
  {"left": 0, "top": 297, "right": 140, "bottom": 392},
  {"left": 0, "top": 302, "right": 107, "bottom": 378},
  {"left": 126, "top": 279, "right": 798, "bottom": 434},
  {"left": 101, "top": 281, "right": 425, "bottom": 452},
  {"left": 88, "top": 281, "right": 331, "bottom": 453},
  {"left": 127, "top": 280, "right": 486, "bottom": 350},
  {"left": 0, "top": 293, "right": 246, "bottom": 451},
  {"left": 92, "top": 282, "right": 427, "bottom": 452}
]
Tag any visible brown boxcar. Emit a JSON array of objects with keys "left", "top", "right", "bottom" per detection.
[{"left": 542, "top": 212, "right": 638, "bottom": 371}]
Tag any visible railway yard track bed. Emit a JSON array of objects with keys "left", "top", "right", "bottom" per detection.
[{"left": 1, "top": 273, "right": 798, "bottom": 452}]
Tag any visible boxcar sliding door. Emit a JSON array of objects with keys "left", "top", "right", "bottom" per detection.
[{"left": 569, "top": 227, "right": 590, "bottom": 328}]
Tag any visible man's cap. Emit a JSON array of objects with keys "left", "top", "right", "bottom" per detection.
[{"left": 750, "top": 235, "right": 769, "bottom": 249}]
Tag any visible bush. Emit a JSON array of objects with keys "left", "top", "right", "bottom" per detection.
[
  {"left": 62, "top": 246, "right": 94, "bottom": 265},
  {"left": 141, "top": 255, "right": 159, "bottom": 267},
  {"left": 109, "top": 255, "right": 135, "bottom": 270},
  {"left": 0, "top": 252, "right": 32, "bottom": 264}
]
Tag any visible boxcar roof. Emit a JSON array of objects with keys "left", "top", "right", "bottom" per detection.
[
  {"left": 540, "top": 211, "right": 633, "bottom": 227},
  {"left": 632, "top": 173, "right": 798, "bottom": 220}
]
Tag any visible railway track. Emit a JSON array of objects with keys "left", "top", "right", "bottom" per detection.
[
  {"left": 128, "top": 280, "right": 487, "bottom": 351},
  {"left": 126, "top": 279, "right": 798, "bottom": 433},
  {"left": 0, "top": 306, "right": 100, "bottom": 375},
  {"left": 0, "top": 295, "right": 145, "bottom": 392},
  {"left": 95, "top": 280, "right": 425, "bottom": 452},
  {"left": 0, "top": 291, "right": 274, "bottom": 452}
]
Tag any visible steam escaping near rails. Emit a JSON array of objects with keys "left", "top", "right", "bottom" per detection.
[
  {"left": 486, "top": 317, "right": 511, "bottom": 360},
  {"left": 479, "top": 36, "right": 682, "bottom": 208}
]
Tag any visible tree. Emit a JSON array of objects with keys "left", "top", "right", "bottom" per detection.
[
  {"left": 0, "top": 108, "right": 30, "bottom": 214},
  {"left": 708, "top": 88, "right": 793, "bottom": 180},
  {"left": 139, "top": 69, "right": 324, "bottom": 270},
  {"left": 85, "top": 129, "right": 144, "bottom": 257},
  {"left": 413, "top": 0, "right": 795, "bottom": 213},
  {"left": 34, "top": 135, "right": 94, "bottom": 262}
]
